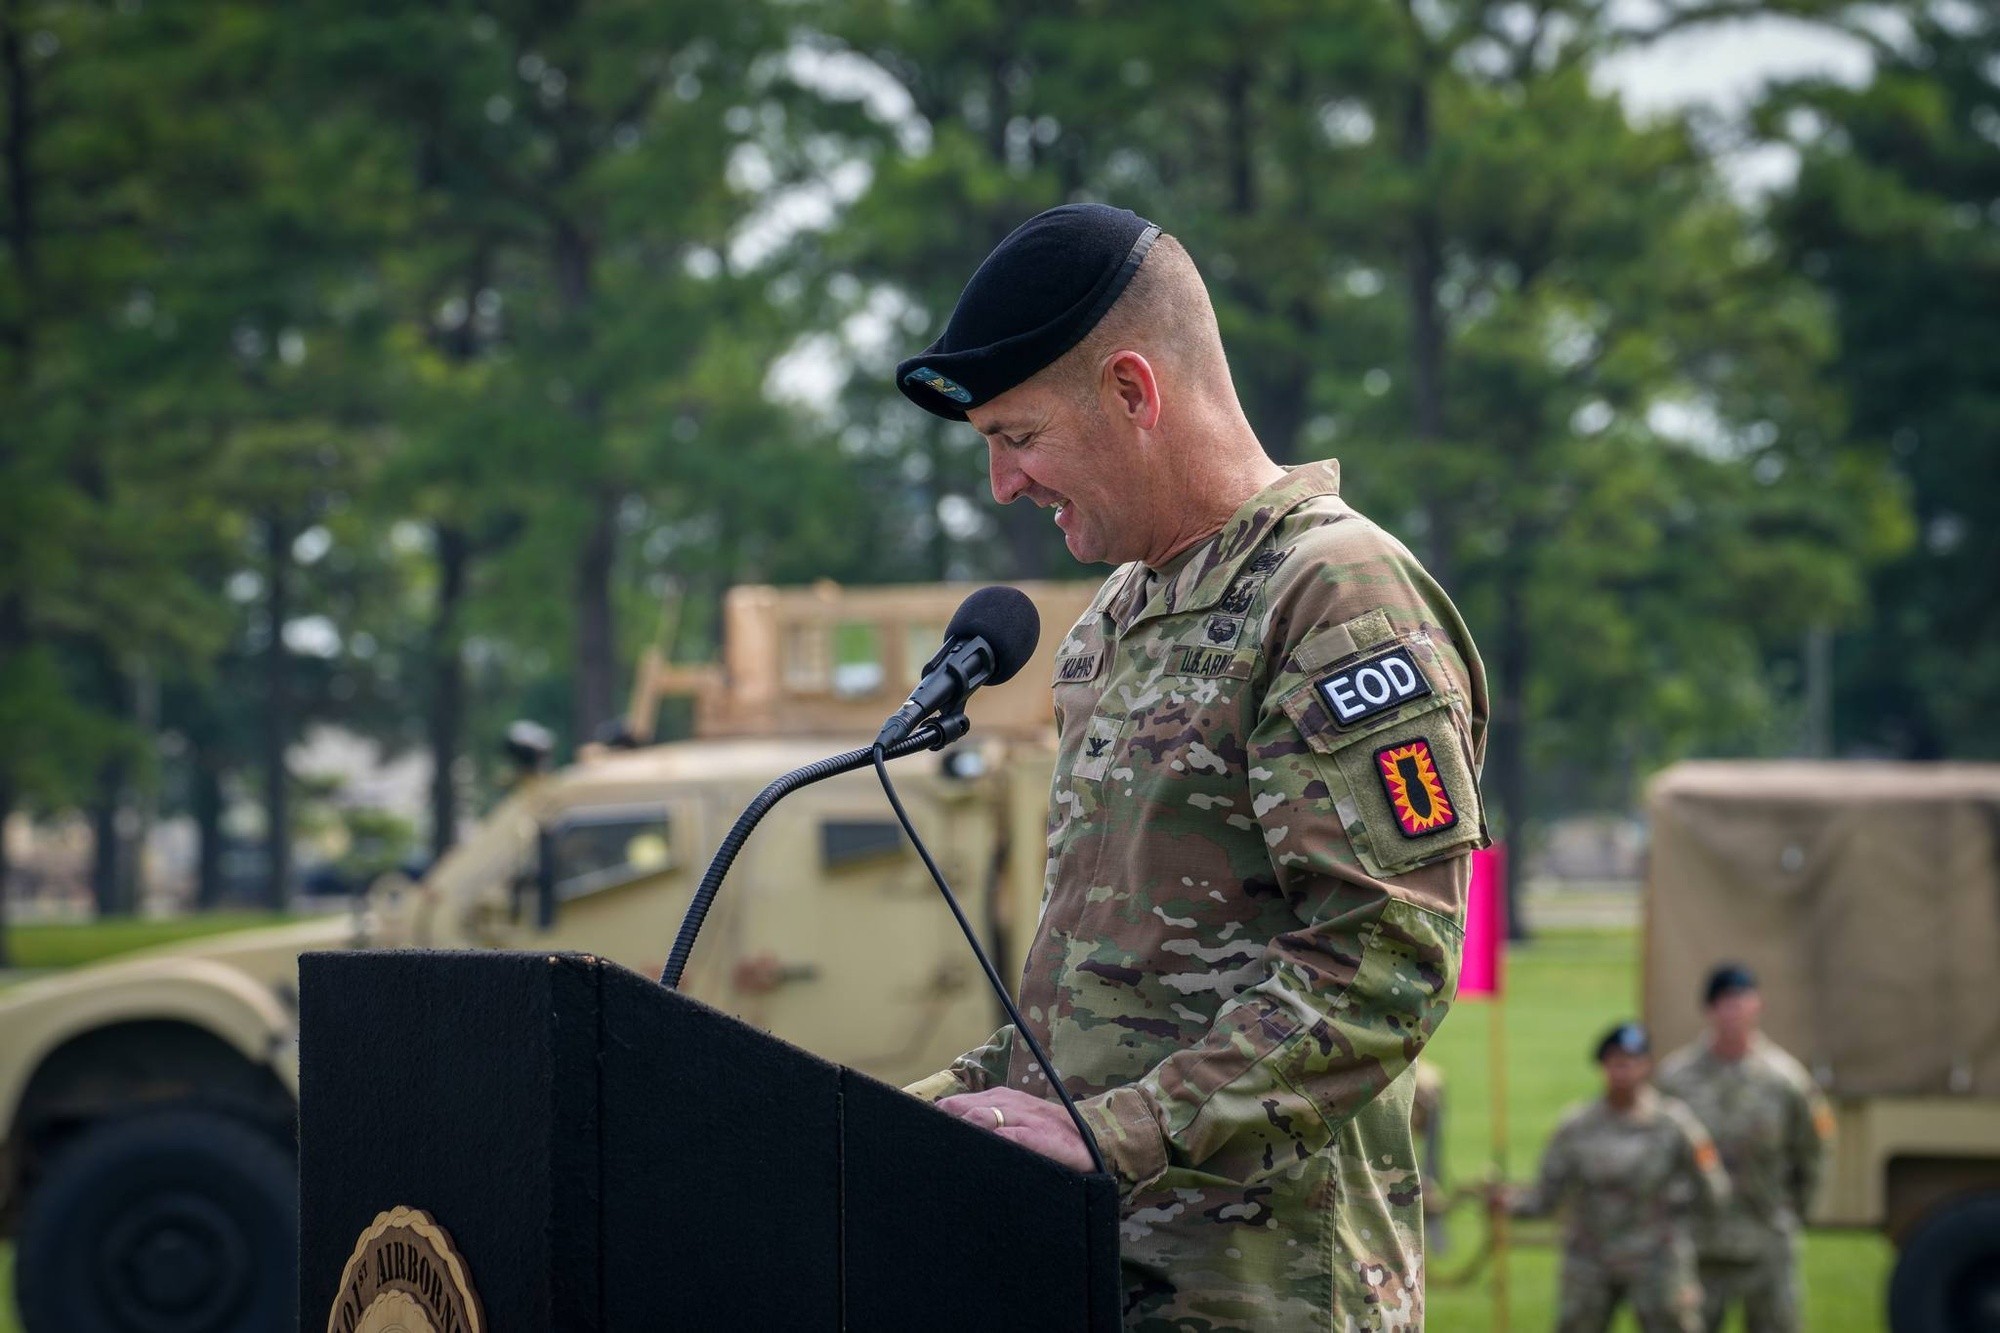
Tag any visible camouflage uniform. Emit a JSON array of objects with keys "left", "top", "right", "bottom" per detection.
[
  {"left": 1511, "top": 1087, "right": 1729, "bottom": 1333},
  {"left": 1655, "top": 1035, "right": 1833, "bottom": 1333},
  {"left": 916, "top": 461, "right": 1488, "bottom": 1330}
]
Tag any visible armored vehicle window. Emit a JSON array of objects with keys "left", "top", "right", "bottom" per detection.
[
  {"left": 550, "top": 806, "right": 675, "bottom": 900},
  {"left": 821, "top": 819, "right": 905, "bottom": 870}
]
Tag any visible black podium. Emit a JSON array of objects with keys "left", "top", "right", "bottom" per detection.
[{"left": 298, "top": 951, "right": 1121, "bottom": 1331}]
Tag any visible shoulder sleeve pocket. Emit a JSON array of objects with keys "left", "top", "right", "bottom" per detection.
[{"left": 1279, "top": 662, "right": 1488, "bottom": 879}]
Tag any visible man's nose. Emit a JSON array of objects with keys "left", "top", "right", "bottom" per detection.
[{"left": 988, "top": 442, "right": 1027, "bottom": 505}]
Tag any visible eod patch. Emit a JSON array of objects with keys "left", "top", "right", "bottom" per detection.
[
  {"left": 1315, "top": 645, "right": 1431, "bottom": 728},
  {"left": 1374, "top": 738, "right": 1458, "bottom": 838}
]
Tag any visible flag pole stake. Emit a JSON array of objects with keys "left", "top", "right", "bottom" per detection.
[{"left": 1490, "top": 991, "right": 1510, "bottom": 1333}]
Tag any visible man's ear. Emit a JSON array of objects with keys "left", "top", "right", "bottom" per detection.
[{"left": 1102, "top": 350, "right": 1162, "bottom": 431}]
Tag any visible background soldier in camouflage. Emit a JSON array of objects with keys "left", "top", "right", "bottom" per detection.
[
  {"left": 1656, "top": 965, "right": 1833, "bottom": 1333},
  {"left": 1503, "top": 1022, "right": 1728, "bottom": 1333},
  {"left": 895, "top": 204, "right": 1490, "bottom": 1330}
]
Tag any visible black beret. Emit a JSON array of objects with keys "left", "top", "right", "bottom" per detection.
[
  {"left": 1595, "top": 1022, "right": 1650, "bottom": 1061},
  {"left": 1704, "top": 963, "right": 1758, "bottom": 1005},
  {"left": 896, "top": 203, "right": 1162, "bottom": 421}
]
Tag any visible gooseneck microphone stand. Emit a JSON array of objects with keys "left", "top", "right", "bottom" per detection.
[
  {"left": 659, "top": 710, "right": 1109, "bottom": 1177},
  {"left": 659, "top": 714, "right": 969, "bottom": 991}
]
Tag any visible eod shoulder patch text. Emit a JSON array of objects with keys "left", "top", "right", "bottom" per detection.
[{"left": 1315, "top": 645, "right": 1431, "bottom": 728}]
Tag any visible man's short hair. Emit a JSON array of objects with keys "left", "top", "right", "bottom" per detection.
[
  {"left": 1040, "top": 233, "right": 1229, "bottom": 405},
  {"left": 1704, "top": 963, "right": 1758, "bottom": 1006}
]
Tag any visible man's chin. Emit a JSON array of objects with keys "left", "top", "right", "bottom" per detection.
[{"left": 1061, "top": 531, "right": 1114, "bottom": 566}]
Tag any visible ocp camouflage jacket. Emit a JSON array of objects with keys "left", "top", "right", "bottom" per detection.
[{"left": 922, "top": 461, "right": 1490, "bottom": 1332}]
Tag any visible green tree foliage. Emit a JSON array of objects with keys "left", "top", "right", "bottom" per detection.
[
  {"left": 1, "top": 0, "right": 1976, "bottom": 940},
  {"left": 0, "top": 0, "right": 258, "bottom": 926},
  {"left": 1759, "top": 2, "right": 1999, "bottom": 757},
  {"left": 805, "top": 0, "right": 1907, "bottom": 927},
  {"left": 301, "top": 0, "right": 803, "bottom": 748}
]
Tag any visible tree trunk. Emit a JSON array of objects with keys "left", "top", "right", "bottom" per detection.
[
  {"left": 192, "top": 742, "right": 225, "bottom": 909},
  {"left": 1489, "top": 560, "right": 1533, "bottom": 941},
  {"left": 262, "top": 513, "right": 293, "bottom": 911},
  {"left": 1400, "top": 71, "right": 1456, "bottom": 589},
  {"left": 0, "top": 775, "right": 12, "bottom": 967},
  {"left": 2, "top": 0, "right": 36, "bottom": 353},
  {"left": 572, "top": 486, "right": 618, "bottom": 745},
  {"left": 0, "top": 0, "right": 33, "bottom": 964},
  {"left": 82, "top": 641, "right": 129, "bottom": 917},
  {"left": 552, "top": 219, "right": 618, "bottom": 748},
  {"left": 128, "top": 659, "right": 156, "bottom": 912},
  {"left": 926, "top": 430, "right": 953, "bottom": 579},
  {"left": 89, "top": 755, "right": 125, "bottom": 917},
  {"left": 429, "top": 522, "right": 469, "bottom": 860},
  {"left": 0, "top": 596, "right": 22, "bottom": 964}
]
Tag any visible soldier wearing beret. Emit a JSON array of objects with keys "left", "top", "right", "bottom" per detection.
[
  {"left": 1656, "top": 965, "right": 1833, "bottom": 1333},
  {"left": 1503, "top": 1023, "right": 1728, "bottom": 1333},
  {"left": 897, "top": 203, "right": 1491, "bottom": 1330}
]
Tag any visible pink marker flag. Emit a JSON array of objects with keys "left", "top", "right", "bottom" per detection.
[{"left": 1459, "top": 844, "right": 1506, "bottom": 997}]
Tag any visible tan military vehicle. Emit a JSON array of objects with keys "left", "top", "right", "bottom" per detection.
[
  {"left": 0, "top": 580, "right": 1093, "bottom": 1333},
  {"left": 1643, "top": 762, "right": 2000, "bottom": 1333}
]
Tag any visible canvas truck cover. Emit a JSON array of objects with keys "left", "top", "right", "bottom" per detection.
[{"left": 1644, "top": 762, "right": 2000, "bottom": 1099}]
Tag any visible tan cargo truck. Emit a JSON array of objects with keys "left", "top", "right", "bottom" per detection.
[
  {"left": 1643, "top": 762, "right": 2000, "bottom": 1333},
  {"left": 0, "top": 580, "right": 1094, "bottom": 1333}
]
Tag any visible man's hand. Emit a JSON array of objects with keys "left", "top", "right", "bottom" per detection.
[{"left": 937, "top": 1087, "right": 1095, "bottom": 1172}]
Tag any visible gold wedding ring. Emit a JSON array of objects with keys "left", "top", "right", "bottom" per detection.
[{"left": 990, "top": 1106, "right": 1006, "bottom": 1130}]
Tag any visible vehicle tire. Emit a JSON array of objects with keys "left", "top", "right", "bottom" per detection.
[
  {"left": 1889, "top": 1191, "right": 2000, "bottom": 1333},
  {"left": 14, "top": 1108, "right": 296, "bottom": 1333}
]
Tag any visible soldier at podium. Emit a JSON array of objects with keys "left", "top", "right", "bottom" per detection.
[{"left": 895, "top": 203, "right": 1490, "bottom": 1331}]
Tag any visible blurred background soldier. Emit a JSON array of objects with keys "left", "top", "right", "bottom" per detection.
[
  {"left": 1501, "top": 1022, "right": 1727, "bottom": 1333},
  {"left": 1657, "top": 965, "right": 1834, "bottom": 1333}
]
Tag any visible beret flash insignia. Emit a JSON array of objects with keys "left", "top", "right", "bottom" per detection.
[
  {"left": 1375, "top": 738, "right": 1458, "bottom": 838},
  {"left": 904, "top": 365, "right": 973, "bottom": 404}
]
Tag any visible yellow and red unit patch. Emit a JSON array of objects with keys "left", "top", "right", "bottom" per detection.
[{"left": 1375, "top": 739, "right": 1458, "bottom": 838}]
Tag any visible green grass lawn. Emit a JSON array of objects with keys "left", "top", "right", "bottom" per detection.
[
  {"left": 0, "top": 924, "right": 1894, "bottom": 1332},
  {"left": 1424, "top": 927, "right": 1892, "bottom": 1331},
  {"left": 1, "top": 911, "right": 293, "bottom": 972}
]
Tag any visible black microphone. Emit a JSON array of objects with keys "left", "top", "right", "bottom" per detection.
[{"left": 874, "top": 586, "right": 1039, "bottom": 750}]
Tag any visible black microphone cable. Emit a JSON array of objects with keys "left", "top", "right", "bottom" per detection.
[
  {"left": 660, "top": 718, "right": 965, "bottom": 991},
  {"left": 869, "top": 741, "right": 1109, "bottom": 1178}
]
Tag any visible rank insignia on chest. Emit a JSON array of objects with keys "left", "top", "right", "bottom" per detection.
[
  {"left": 1375, "top": 739, "right": 1458, "bottom": 837},
  {"left": 1073, "top": 714, "right": 1122, "bottom": 782},
  {"left": 1315, "top": 646, "right": 1432, "bottom": 727}
]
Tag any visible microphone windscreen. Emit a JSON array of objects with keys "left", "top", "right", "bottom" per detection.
[{"left": 946, "top": 586, "right": 1040, "bottom": 685}]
